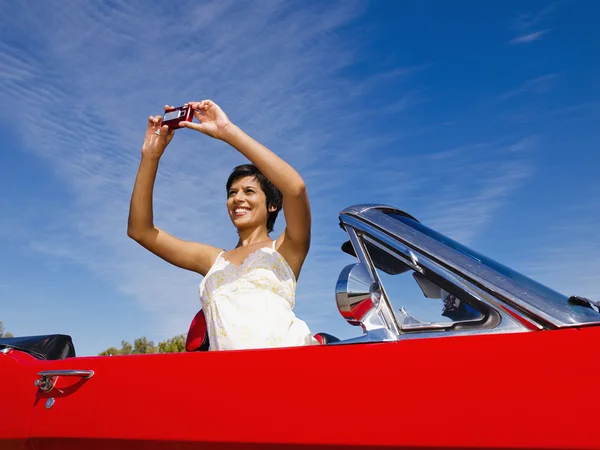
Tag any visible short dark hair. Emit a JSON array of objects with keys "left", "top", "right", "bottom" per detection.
[{"left": 226, "top": 164, "right": 283, "bottom": 234}]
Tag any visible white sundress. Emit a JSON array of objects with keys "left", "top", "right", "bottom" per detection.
[{"left": 198, "top": 241, "right": 318, "bottom": 351}]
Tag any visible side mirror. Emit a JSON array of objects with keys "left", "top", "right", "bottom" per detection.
[{"left": 336, "top": 263, "right": 382, "bottom": 326}]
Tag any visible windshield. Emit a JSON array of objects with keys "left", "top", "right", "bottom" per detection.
[
  {"left": 361, "top": 237, "right": 485, "bottom": 330},
  {"left": 387, "top": 213, "right": 600, "bottom": 323}
]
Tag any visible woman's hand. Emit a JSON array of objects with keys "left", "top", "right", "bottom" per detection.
[
  {"left": 141, "top": 106, "right": 176, "bottom": 159},
  {"left": 180, "top": 99, "right": 233, "bottom": 140}
]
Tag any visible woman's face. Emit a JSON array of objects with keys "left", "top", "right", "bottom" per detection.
[{"left": 227, "top": 176, "right": 272, "bottom": 231}]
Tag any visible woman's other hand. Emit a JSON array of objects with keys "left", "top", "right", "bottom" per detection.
[
  {"left": 141, "top": 106, "right": 176, "bottom": 159},
  {"left": 180, "top": 99, "right": 233, "bottom": 140}
]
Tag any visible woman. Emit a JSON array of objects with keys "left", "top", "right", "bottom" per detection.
[{"left": 128, "top": 99, "right": 317, "bottom": 350}]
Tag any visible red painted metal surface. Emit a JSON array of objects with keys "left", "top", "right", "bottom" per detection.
[
  {"left": 0, "top": 349, "right": 34, "bottom": 450},
  {"left": 2, "top": 326, "right": 600, "bottom": 449}
]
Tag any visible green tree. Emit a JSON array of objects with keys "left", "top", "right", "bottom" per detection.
[
  {"left": 98, "top": 340, "right": 136, "bottom": 356},
  {"left": 0, "top": 321, "right": 14, "bottom": 338},
  {"left": 158, "top": 334, "right": 186, "bottom": 353},
  {"left": 99, "top": 334, "right": 187, "bottom": 355},
  {"left": 133, "top": 337, "right": 157, "bottom": 354},
  {"left": 120, "top": 340, "right": 133, "bottom": 355},
  {"left": 98, "top": 346, "right": 121, "bottom": 356}
]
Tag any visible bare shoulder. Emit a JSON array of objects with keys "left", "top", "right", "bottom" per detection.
[{"left": 182, "top": 240, "right": 224, "bottom": 276}]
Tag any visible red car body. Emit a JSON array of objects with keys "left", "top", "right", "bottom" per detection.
[
  {"left": 2, "top": 205, "right": 599, "bottom": 449},
  {"left": 2, "top": 328, "right": 600, "bottom": 449}
]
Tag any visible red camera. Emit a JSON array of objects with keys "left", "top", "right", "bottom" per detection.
[{"left": 162, "top": 105, "right": 194, "bottom": 129}]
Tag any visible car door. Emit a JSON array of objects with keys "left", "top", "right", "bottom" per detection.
[
  {"left": 27, "top": 351, "right": 214, "bottom": 449},
  {"left": 27, "top": 345, "right": 339, "bottom": 449},
  {"left": 0, "top": 348, "right": 38, "bottom": 450}
]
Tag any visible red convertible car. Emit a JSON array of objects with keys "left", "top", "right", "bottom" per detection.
[{"left": 2, "top": 204, "right": 599, "bottom": 449}]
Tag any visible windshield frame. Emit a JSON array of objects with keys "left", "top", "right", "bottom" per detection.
[{"left": 339, "top": 205, "right": 600, "bottom": 328}]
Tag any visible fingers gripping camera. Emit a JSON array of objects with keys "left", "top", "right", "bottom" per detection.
[{"left": 162, "top": 105, "right": 194, "bottom": 129}]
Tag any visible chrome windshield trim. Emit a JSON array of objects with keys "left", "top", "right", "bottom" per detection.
[
  {"left": 340, "top": 204, "right": 395, "bottom": 215},
  {"left": 359, "top": 233, "right": 540, "bottom": 332},
  {"left": 340, "top": 204, "right": 419, "bottom": 221},
  {"left": 342, "top": 216, "right": 532, "bottom": 336},
  {"left": 340, "top": 206, "right": 600, "bottom": 329},
  {"left": 345, "top": 226, "right": 401, "bottom": 337}
]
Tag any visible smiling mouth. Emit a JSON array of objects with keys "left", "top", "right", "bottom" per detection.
[{"left": 233, "top": 207, "right": 251, "bottom": 217}]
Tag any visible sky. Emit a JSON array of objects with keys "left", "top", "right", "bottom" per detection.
[{"left": 1, "top": 0, "right": 599, "bottom": 356}]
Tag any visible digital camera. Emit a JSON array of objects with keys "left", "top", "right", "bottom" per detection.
[{"left": 162, "top": 105, "right": 194, "bottom": 128}]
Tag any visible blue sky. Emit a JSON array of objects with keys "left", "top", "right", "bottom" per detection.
[{"left": 1, "top": 1, "right": 599, "bottom": 355}]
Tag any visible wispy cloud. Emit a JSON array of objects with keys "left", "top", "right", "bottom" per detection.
[
  {"left": 498, "top": 73, "right": 560, "bottom": 100},
  {"left": 500, "top": 101, "right": 600, "bottom": 124},
  {"left": 513, "top": 3, "right": 560, "bottom": 30},
  {"left": 365, "top": 65, "right": 432, "bottom": 85},
  {"left": 521, "top": 201, "right": 600, "bottom": 300},
  {"left": 415, "top": 137, "right": 536, "bottom": 244},
  {"left": 509, "top": 3, "right": 559, "bottom": 44},
  {"left": 549, "top": 101, "right": 600, "bottom": 119},
  {"left": 510, "top": 29, "right": 551, "bottom": 45},
  {"left": 313, "top": 136, "right": 536, "bottom": 246}
]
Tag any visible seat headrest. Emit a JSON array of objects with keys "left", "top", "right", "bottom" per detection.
[
  {"left": 186, "top": 309, "right": 210, "bottom": 352},
  {"left": 313, "top": 332, "right": 340, "bottom": 345}
]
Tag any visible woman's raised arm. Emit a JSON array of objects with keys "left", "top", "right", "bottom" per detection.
[{"left": 127, "top": 110, "right": 221, "bottom": 276}]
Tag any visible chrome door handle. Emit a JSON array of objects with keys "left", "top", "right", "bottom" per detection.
[
  {"left": 35, "top": 370, "right": 94, "bottom": 392},
  {"left": 38, "top": 370, "right": 94, "bottom": 379}
]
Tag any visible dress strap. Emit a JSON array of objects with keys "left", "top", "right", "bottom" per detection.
[{"left": 272, "top": 240, "right": 277, "bottom": 250}]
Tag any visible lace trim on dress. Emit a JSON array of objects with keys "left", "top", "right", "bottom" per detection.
[{"left": 215, "top": 241, "right": 296, "bottom": 285}]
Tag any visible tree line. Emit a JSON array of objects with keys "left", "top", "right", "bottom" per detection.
[{"left": 99, "top": 335, "right": 186, "bottom": 355}]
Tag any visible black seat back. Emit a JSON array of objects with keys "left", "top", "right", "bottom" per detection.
[{"left": 0, "top": 334, "right": 75, "bottom": 360}]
